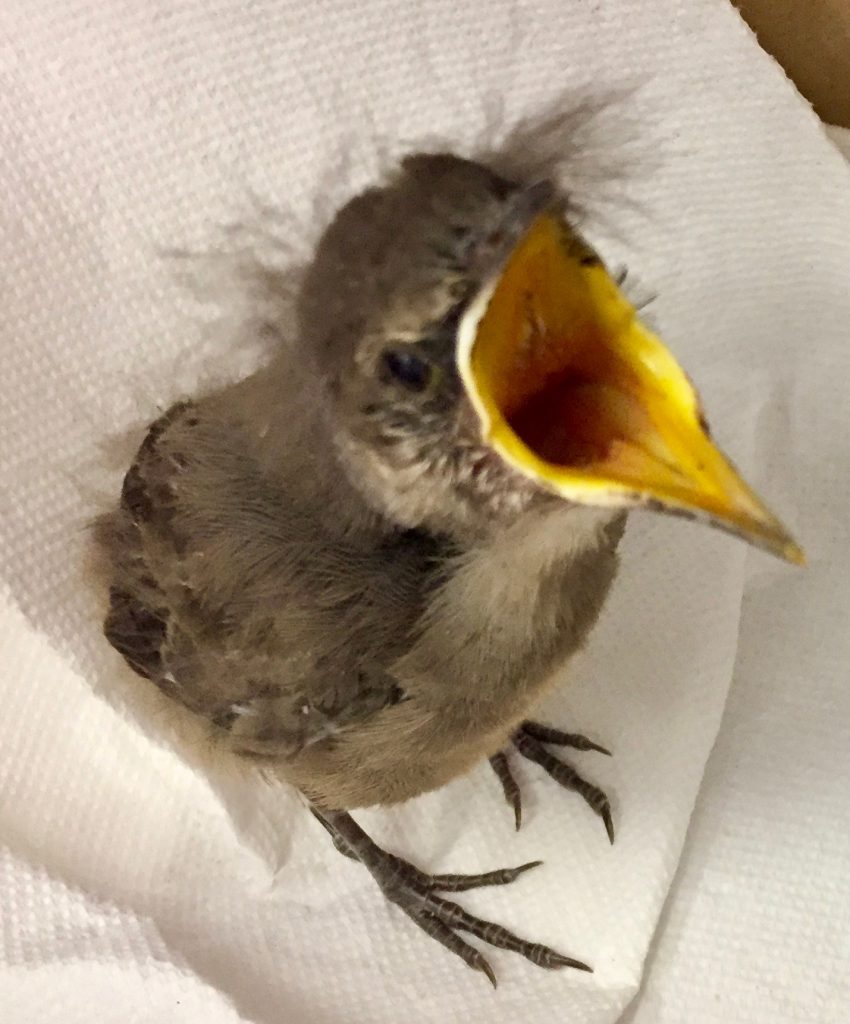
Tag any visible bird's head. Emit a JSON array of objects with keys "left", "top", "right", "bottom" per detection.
[{"left": 297, "top": 152, "right": 802, "bottom": 559}]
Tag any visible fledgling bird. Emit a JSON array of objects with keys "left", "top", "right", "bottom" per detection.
[{"left": 96, "top": 152, "right": 801, "bottom": 985}]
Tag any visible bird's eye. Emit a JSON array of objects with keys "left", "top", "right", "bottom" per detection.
[{"left": 380, "top": 348, "right": 439, "bottom": 394}]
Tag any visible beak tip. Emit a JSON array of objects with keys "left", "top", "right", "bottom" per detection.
[
  {"left": 756, "top": 520, "right": 805, "bottom": 566},
  {"left": 784, "top": 541, "right": 807, "bottom": 567}
]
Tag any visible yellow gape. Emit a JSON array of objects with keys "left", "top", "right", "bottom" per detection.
[{"left": 457, "top": 213, "right": 804, "bottom": 564}]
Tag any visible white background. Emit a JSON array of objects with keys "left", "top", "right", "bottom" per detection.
[{"left": 1, "top": 2, "right": 848, "bottom": 1022}]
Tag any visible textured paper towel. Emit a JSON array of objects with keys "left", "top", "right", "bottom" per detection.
[
  {"left": 621, "top": 119, "right": 850, "bottom": 1024},
  {"left": 1, "top": 2, "right": 848, "bottom": 1023}
]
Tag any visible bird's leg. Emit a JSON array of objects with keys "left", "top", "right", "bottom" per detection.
[
  {"left": 490, "top": 721, "right": 614, "bottom": 843},
  {"left": 311, "top": 807, "right": 591, "bottom": 985},
  {"left": 309, "top": 806, "right": 359, "bottom": 860}
]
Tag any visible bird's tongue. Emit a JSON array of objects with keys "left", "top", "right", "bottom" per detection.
[{"left": 456, "top": 212, "right": 803, "bottom": 564}]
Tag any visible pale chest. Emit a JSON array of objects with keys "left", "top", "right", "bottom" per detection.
[{"left": 397, "top": 506, "right": 621, "bottom": 727}]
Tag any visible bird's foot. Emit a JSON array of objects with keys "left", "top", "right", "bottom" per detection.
[
  {"left": 490, "top": 721, "right": 614, "bottom": 842},
  {"left": 312, "top": 808, "right": 591, "bottom": 985}
]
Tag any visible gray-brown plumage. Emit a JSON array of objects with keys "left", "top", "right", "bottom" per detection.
[{"left": 97, "top": 154, "right": 629, "bottom": 983}]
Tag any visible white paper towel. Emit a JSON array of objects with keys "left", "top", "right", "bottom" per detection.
[
  {"left": 1, "top": 2, "right": 849, "bottom": 1022},
  {"left": 621, "top": 120, "right": 850, "bottom": 1024}
]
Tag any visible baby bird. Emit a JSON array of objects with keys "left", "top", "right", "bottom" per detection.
[{"left": 96, "top": 152, "right": 800, "bottom": 984}]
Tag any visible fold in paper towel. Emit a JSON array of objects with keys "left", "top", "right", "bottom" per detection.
[{"left": 1, "top": 2, "right": 849, "bottom": 1023}]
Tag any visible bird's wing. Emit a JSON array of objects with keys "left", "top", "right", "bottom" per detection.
[{"left": 98, "top": 399, "right": 431, "bottom": 758}]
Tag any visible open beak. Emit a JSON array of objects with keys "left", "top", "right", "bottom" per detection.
[{"left": 456, "top": 210, "right": 804, "bottom": 564}]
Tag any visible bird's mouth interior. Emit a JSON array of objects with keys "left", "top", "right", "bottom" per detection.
[{"left": 456, "top": 213, "right": 803, "bottom": 563}]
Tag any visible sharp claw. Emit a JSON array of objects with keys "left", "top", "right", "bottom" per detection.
[
  {"left": 602, "top": 804, "right": 615, "bottom": 844},
  {"left": 489, "top": 752, "right": 523, "bottom": 831},
  {"left": 476, "top": 955, "right": 498, "bottom": 988},
  {"left": 554, "top": 955, "right": 593, "bottom": 972},
  {"left": 519, "top": 723, "right": 611, "bottom": 756},
  {"left": 513, "top": 859, "right": 543, "bottom": 878}
]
